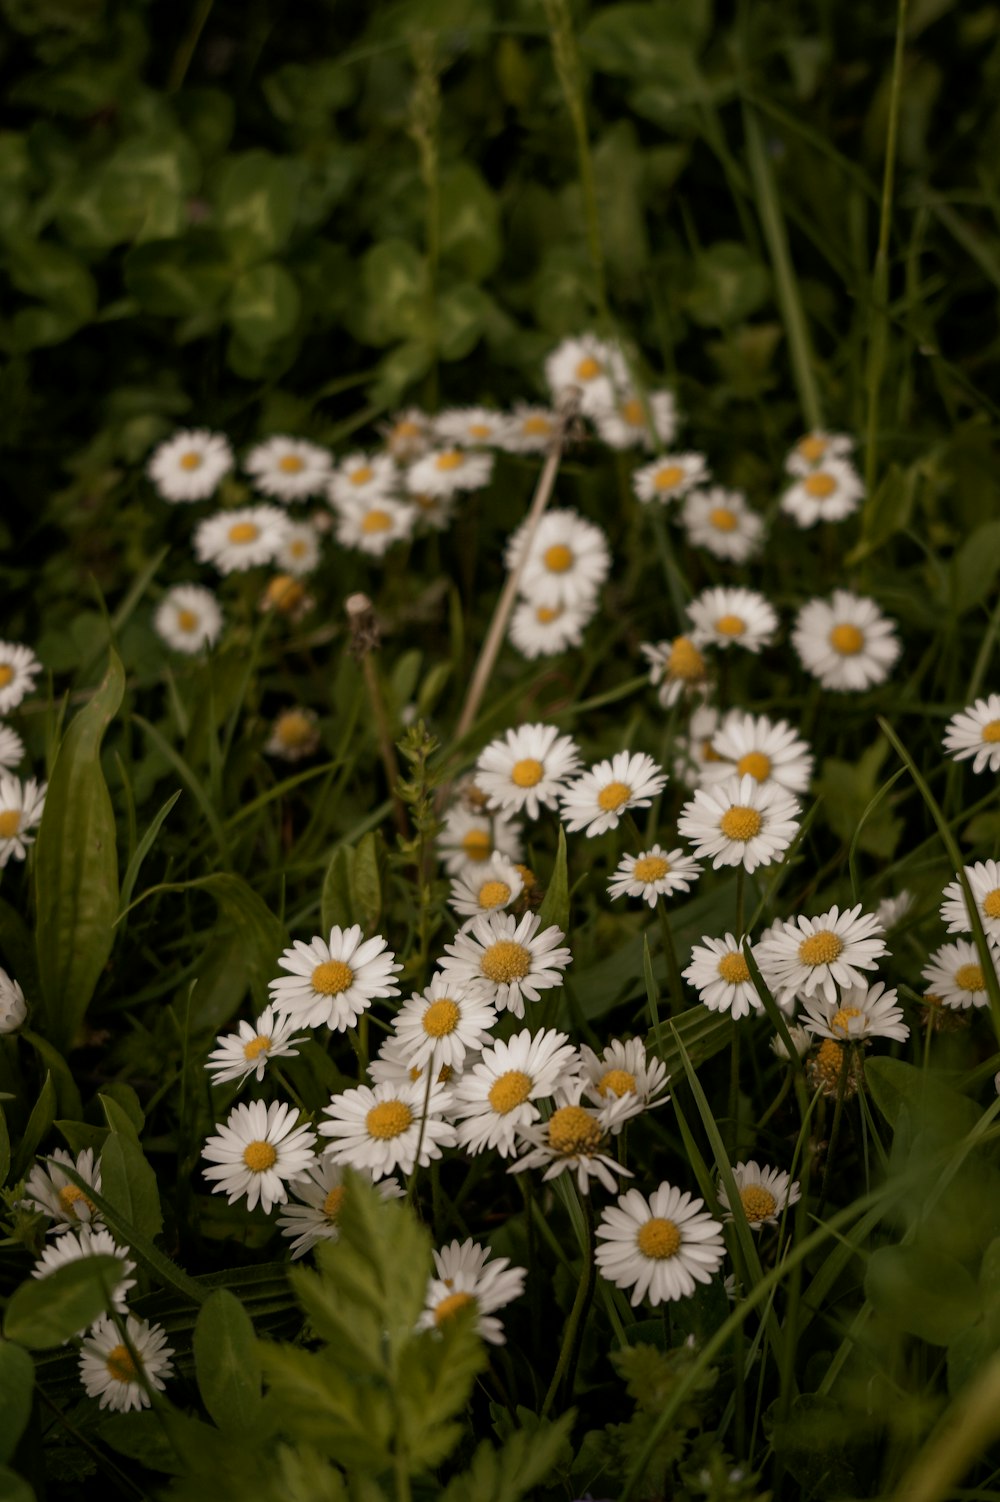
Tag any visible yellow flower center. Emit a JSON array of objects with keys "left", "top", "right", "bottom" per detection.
[
  {"left": 481, "top": 940, "right": 531, "bottom": 984},
  {"left": 179, "top": 450, "right": 203, "bottom": 471},
  {"left": 797, "top": 434, "right": 827, "bottom": 463},
  {"left": 740, "top": 1185, "right": 777, "bottom": 1222},
  {"left": 523, "top": 415, "right": 552, "bottom": 436},
  {"left": 814, "top": 1038, "right": 846, "bottom": 1087},
  {"left": 653, "top": 463, "right": 684, "bottom": 491},
  {"left": 597, "top": 1068, "right": 636, "bottom": 1098},
  {"left": 468, "top": 423, "right": 492, "bottom": 439},
  {"left": 736, "top": 751, "right": 771, "bottom": 781},
  {"left": 461, "top": 828, "right": 492, "bottom": 862},
  {"left": 243, "top": 1140, "right": 277, "bottom": 1172},
  {"left": 361, "top": 509, "right": 392, "bottom": 534},
  {"left": 176, "top": 608, "right": 199, "bottom": 632},
  {"left": 982, "top": 720, "right": 1000, "bottom": 743},
  {"left": 543, "top": 543, "right": 573, "bottom": 573},
  {"left": 547, "top": 1104, "right": 603, "bottom": 1154},
  {"left": 57, "top": 1184, "right": 95, "bottom": 1218},
  {"left": 715, "top": 614, "right": 746, "bottom": 637},
  {"left": 536, "top": 605, "right": 560, "bottom": 624},
  {"left": 311, "top": 959, "right": 354, "bottom": 995},
  {"left": 702, "top": 738, "right": 723, "bottom": 762},
  {"left": 435, "top": 449, "right": 463, "bottom": 471},
  {"left": 488, "top": 1069, "right": 532, "bottom": 1113},
  {"left": 366, "top": 1100, "right": 413, "bottom": 1139},
  {"left": 350, "top": 464, "right": 374, "bottom": 485},
  {"left": 289, "top": 539, "right": 308, "bottom": 558},
  {"left": 718, "top": 952, "right": 750, "bottom": 984},
  {"left": 830, "top": 1005, "right": 862, "bottom": 1035},
  {"left": 798, "top": 931, "right": 843, "bottom": 966},
  {"left": 575, "top": 356, "right": 602, "bottom": 381},
  {"left": 279, "top": 454, "right": 305, "bottom": 474},
  {"left": 0, "top": 665, "right": 12, "bottom": 687},
  {"left": 228, "top": 522, "right": 259, "bottom": 544},
  {"left": 264, "top": 574, "right": 305, "bottom": 613},
  {"left": 434, "top": 1290, "right": 475, "bottom": 1324},
  {"left": 276, "top": 710, "right": 315, "bottom": 747},
  {"left": 243, "top": 1035, "right": 271, "bottom": 1061},
  {"left": 719, "top": 805, "right": 762, "bottom": 841},
  {"left": 515, "top": 863, "right": 536, "bottom": 890},
  {"left": 597, "top": 780, "right": 632, "bottom": 812},
  {"left": 984, "top": 889, "right": 1000, "bottom": 919},
  {"left": 804, "top": 471, "right": 836, "bottom": 498},
  {"left": 955, "top": 962, "right": 985, "bottom": 992},
  {"left": 709, "top": 506, "right": 737, "bottom": 532},
  {"left": 511, "top": 757, "right": 544, "bottom": 787},
  {"left": 667, "top": 636, "right": 705, "bottom": 681},
  {"left": 829, "top": 623, "right": 864, "bottom": 655},
  {"left": 633, "top": 854, "right": 669, "bottom": 883},
  {"left": 621, "top": 397, "right": 645, "bottom": 425},
  {"left": 394, "top": 419, "right": 421, "bottom": 440},
  {"left": 323, "top": 1185, "right": 346, "bottom": 1221},
  {"left": 477, "top": 880, "right": 511, "bottom": 909},
  {"left": 637, "top": 1217, "right": 681, "bottom": 1259},
  {"left": 105, "top": 1345, "right": 138, "bottom": 1383},
  {"left": 0, "top": 810, "right": 21, "bottom": 838},
  {"left": 422, "top": 998, "right": 461, "bottom": 1036}
]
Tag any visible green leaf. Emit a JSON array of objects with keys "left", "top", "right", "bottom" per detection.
[
  {"left": 216, "top": 150, "right": 300, "bottom": 264},
  {"left": 0, "top": 1464, "right": 35, "bottom": 1502},
  {"left": 685, "top": 241, "right": 771, "bottom": 328},
  {"left": 350, "top": 833, "right": 383, "bottom": 933},
  {"left": 949, "top": 518, "right": 1000, "bottom": 615},
  {"left": 438, "top": 1410, "right": 576, "bottom": 1502},
  {"left": 6, "top": 236, "right": 97, "bottom": 319},
  {"left": 356, "top": 239, "right": 426, "bottom": 346},
  {"left": 227, "top": 263, "right": 301, "bottom": 347},
  {"left": 34, "top": 650, "right": 124, "bottom": 1051},
  {"left": 536, "top": 825, "right": 569, "bottom": 935},
  {"left": 0, "top": 1342, "right": 33, "bottom": 1462},
  {"left": 261, "top": 1345, "right": 395, "bottom": 1468},
  {"left": 193, "top": 1290, "right": 263, "bottom": 1436},
  {"left": 846, "top": 462, "right": 916, "bottom": 564},
  {"left": 438, "top": 164, "right": 500, "bottom": 281},
  {"left": 10, "top": 1072, "right": 56, "bottom": 1183},
  {"left": 118, "top": 790, "right": 182, "bottom": 916},
  {"left": 436, "top": 283, "right": 492, "bottom": 360},
  {"left": 4, "top": 1255, "right": 122, "bottom": 1349},
  {"left": 124, "top": 236, "right": 233, "bottom": 318},
  {"left": 580, "top": 1, "right": 711, "bottom": 73},
  {"left": 100, "top": 1132, "right": 163, "bottom": 1243},
  {"left": 866, "top": 1245, "right": 980, "bottom": 1345},
  {"left": 397, "top": 1309, "right": 486, "bottom": 1469},
  {"left": 0, "top": 1110, "right": 9, "bottom": 1186}
]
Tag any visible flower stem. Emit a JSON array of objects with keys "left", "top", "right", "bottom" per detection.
[{"left": 541, "top": 1194, "right": 594, "bottom": 1417}]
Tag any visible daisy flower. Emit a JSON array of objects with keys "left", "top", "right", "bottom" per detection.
[
  {"left": 244, "top": 436, "right": 332, "bottom": 501},
  {"left": 594, "top": 1184, "right": 726, "bottom": 1305},
  {"left": 275, "top": 520, "right": 321, "bottom": 576},
  {"left": 544, "top": 333, "right": 625, "bottom": 416},
  {"left": 449, "top": 855, "right": 524, "bottom": 926},
  {"left": 367, "top": 1034, "right": 456, "bottom": 1091},
  {"left": 436, "top": 806, "right": 523, "bottom": 879},
  {"left": 680, "top": 487, "right": 764, "bottom": 562},
  {"left": 259, "top": 573, "right": 313, "bottom": 621},
  {"left": 80, "top": 1315, "right": 174, "bottom": 1412},
  {"left": 780, "top": 456, "right": 864, "bottom": 527},
  {"left": 770, "top": 1023, "right": 811, "bottom": 1061},
  {"left": 874, "top": 890, "right": 915, "bottom": 931},
  {"left": 276, "top": 1161, "right": 403, "bottom": 1259},
  {"left": 560, "top": 750, "right": 668, "bottom": 837},
  {"left": 449, "top": 1027, "right": 578, "bottom": 1157},
  {"left": 474, "top": 723, "right": 582, "bottom": 820},
  {"left": 792, "top": 591, "right": 901, "bottom": 692},
  {"left": 0, "top": 724, "right": 25, "bottom": 770},
  {"left": 205, "top": 1006, "right": 306, "bottom": 1087},
  {"left": 507, "top": 508, "right": 611, "bottom": 610},
  {"left": 154, "top": 584, "right": 223, "bottom": 655},
  {"left": 941, "top": 861, "right": 1000, "bottom": 947},
  {"left": 334, "top": 496, "right": 414, "bottom": 556},
  {"left": 943, "top": 695, "right": 1000, "bottom": 774},
  {"left": 319, "top": 1078, "right": 456, "bottom": 1179},
  {"left": 23, "top": 1148, "right": 102, "bottom": 1233},
  {"left": 509, "top": 1093, "right": 630, "bottom": 1196},
  {"left": 784, "top": 430, "right": 854, "bottom": 475},
  {"left": 434, "top": 407, "right": 506, "bottom": 447},
  {"left": 439, "top": 911, "right": 571, "bottom": 1019},
  {"left": 0, "top": 775, "right": 46, "bottom": 867},
  {"left": 269, "top": 924, "right": 402, "bottom": 1031},
  {"left": 508, "top": 597, "right": 593, "bottom": 658},
  {"left": 382, "top": 408, "right": 432, "bottom": 462},
  {"left": 677, "top": 773, "right": 800, "bottom": 874},
  {"left": 607, "top": 845, "right": 701, "bottom": 906},
  {"left": 419, "top": 1263, "right": 526, "bottom": 1346},
  {"left": 683, "top": 934, "right": 762, "bottom": 1020},
  {"left": 922, "top": 939, "right": 1000, "bottom": 1010},
  {"left": 686, "top": 586, "right": 778, "bottom": 654},
  {"left": 203, "top": 1100, "right": 316, "bottom": 1213},
  {"left": 632, "top": 452, "right": 709, "bottom": 505},
  {"left": 0, "top": 966, "right": 26, "bottom": 1033},
  {"left": 755, "top": 904, "right": 887, "bottom": 1006},
  {"left": 327, "top": 453, "right": 397, "bottom": 508},
  {"left": 717, "top": 1162, "right": 801, "bottom": 1230},
  {"left": 700, "top": 712, "right": 814, "bottom": 795},
  {"left": 406, "top": 447, "right": 494, "bottom": 497},
  {"left": 799, "top": 981, "right": 909, "bottom": 1043},
  {"left": 497, "top": 404, "right": 559, "bottom": 455},
  {"left": 641, "top": 636, "right": 711, "bottom": 708},
  {"left": 146, "top": 429, "right": 232, "bottom": 503},
  {"left": 33, "top": 1228, "right": 135, "bottom": 1318},
  {"left": 193, "top": 505, "right": 288, "bottom": 574},
  {"left": 595, "top": 389, "right": 678, "bottom": 450},
  {"left": 672, "top": 704, "right": 724, "bottom": 789},
  {"left": 0, "top": 642, "right": 41, "bottom": 713},
  {"left": 579, "top": 1037, "right": 670, "bottom": 1127},
  {"left": 264, "top": 706, "right": 321, "bottom": 762},
  {"left": 390, "top": 974, "right": 497, "bottom": 1072}
]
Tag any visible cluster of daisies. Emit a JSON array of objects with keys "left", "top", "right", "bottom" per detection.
[{"left": 0, "top": 639, "right": 43, "bottom": 1036}]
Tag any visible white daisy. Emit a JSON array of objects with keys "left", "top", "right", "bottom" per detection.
[
  {"left": 436, "top": 805, "right": 523, "bottom": 879},
  {"left": 496, "top": 403, "right": 559, "bottom": 455},
  {"left": 244, "top": 436, "right": 333, "bottom": 501},
  {"left": 544, "top": 333, "right": 625, "bottom": 416},
  {"left": 509, "top": 1094, "right": 631, "bottom": 1196},
  {"left": 792, "top": 591, "right": 901, "bottom": 693},
  {"left": 434, "top": 407, "right": 506, "bottom": 448},
  {"left": 474, "top": 723, "right": 582, "bottom": 820},
  {"left": 0, "top": 724, "right": 25, "bottom": 770},
  {"left": 319, "top": 1078, "right": 456, "bottom": 1179},
  {"left": 276, "top": 1161, "right": 403, "bottom": 1259},
  {"left": 439, "top": 911, "right": 571, "bottom": 1019},
  {"left": 922, "top": 940, "right": 1000, "bottom": 1010},
  {"left": 560, "top": 750, "right": 668, "bottom": 837},
  {"left": 333, "top": 496, "right": 414, "bottom": 556},
  {"left": 449, "top": 1027, "right": 578, "bottom": 1157},
  {"left": 632, "top": 452, "right": 709, "bottom": 505},
  {"left": 754, "top": 904, "right": 888, "bottom": 1006},
  {"left": 153, "top": 584, "right": 223, "bottom": 655},
  {"left": 259, "top": 573, "right": 313, "bottom": 620},
  {"left": 403, "top": 487, "right": 457, "bottom": 532},
  {"left": 799, "top": 981, "right": 909, "bottom": 1043},
  {"left": 677, "top": 774, "right": 800, "bottom": 874},
  {"left": 0, "top": 642, "right": 41, "bottom": 713},
  {"left": 264, "top": 706, "right": 321, "bottom": 762},
  {"left": 382, "top": 408, "right": 432, "bottom": 462},
  {"left": 941, "top": 861, "right": 1000, "bottom": 947},
  {"left": 367, "top": 1034, "right": 457, "bottom": 1091},
  {"left": 770, "top": 1023, "right": 811, "bottom": 1061},
  {"left": 205, "top": 1005, "right": 306, "bottom": 1087},
  {"left": 700, "top": 712, "right": 814, "bottom": 795},
  {"left": 784, "top": 430, "right": 854, "bottom": 475},
  {"left": 146, "top": 429, "right": 232, "bottom": 503},
  {"left": 594, "top": 1184, "right": 726, "bottom": 1305},
  {"left": 269, "top": 924, "right": 402, "bottom": 1031},
  {"left": 0, "top": 775, "right": 46, "bottom": 868},
  {"left": 406, "top": 447, "right": 494, "bottom": 497},
  {"left": 781, "top": 456, "right": 864, "bottom": 527},
  {"left": 327, "top": 452, "right": 397, "bottom": 508},
  {"left": 22, "top": 1148, "right": 102, "bottom": 1233},
  {"left": 507, "top": 508, "right": 611, "bottom": 610},
  {"left": 449, "top": 855, "right": 524, "bottom": 927},
  {"left": 943, "top": 695, "right": 1000, "bottom": 774},
  {"left": 80, "top": 1315, "right": 174, "bottom": 1413},
  {"left": 418, "top": 1264, "right": 525, "bottom": 1346},
  {"left": 680, "top": 487, "right": 764, "bottom": 562},
  {"left": 33, "top": 1228, "right": 135, "bottom": 1319},
  {"left": 683, "top": 934, "right": 762, "bottom": 1020},
  {"left": 607, "top": 845, "right": 701, "bottom": 906},
  {"left": 203, "top": 1100, "right": 317, "bottom": 1212},
  {"left": 874, "top": 890, "right": 915, "bottom": 931},
  {"left": 0, "top": 965, "right": 26, "bottom": 1033},
  {"left": 508, "top": 597, "right": 594, "bottom": 658},
  {"left": 595, "top": 389, "right": 678, "bottom": 451},
  {"left": 579, "top": 1037, "right": 670, "bottom": 1128},
  {"left": 641, "top": 636, "right": 712, "bottom": 708},
  {"left": 390, "top": 974, "right": 497, "bottom": 1072},
  {"left": 193, "top": 505, "right": 288, "bottom": 574},
  {"left": 717, "top": 1161, "right": 800, "bottom": 1230},
  {"left": 686, "top": 587, "right": 778, "bottom": 654},
  {"left": 672, "top": 704, "right": 725, "bottom": 789},
  {"left": 275, "top": 520, "right": 321, "bottom": 576}
]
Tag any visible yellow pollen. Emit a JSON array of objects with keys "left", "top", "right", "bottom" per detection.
[
  {"left": 536, "top": 605, "right": 560, "bottom": 624},
  {"left": 575, "top": 356, "right": 602, "bottom": 380},
  {"left": 798, "top": 931, "right": 844, "bottom": 966},
  {"left": 715, "top": 613, "right": 746, "bottom": 637},
  {"left": 814, "top": 1038, "right": 846, "bottom": 1088},
  {"left": 597, "top": 780, "right": 632, "bottom": 812},
  {"left": 481, "top": 940, "right": 531, "bottom": 984},
  {"left": 468, "top": 423, "right": 492, "bottom": 439},
  {"left": 350, "top": 465, "right": 374, "bottom": 485},
  {"left": 264, "top": 574, "right": 305, "bottom": 612},
  {"left": 955, "top": 963, "right": 985, "bottom": 992},
  {"left": 289, "top": 539, "right": 308, "bottom": 558},
  {"left": 719, "top": 805, "right": 762, "bottom": 841},
  {"left": 709, "top": 506, "right": 738, "bottom": 532},
  {"left": 179, "top": 450, "right": 203, "bottom": 470},
  {"left": 461, "top": 828, "right": 493, "bottom": 862},
  {"left": 637, "top": 1217, "right": 681, "bottom": 1259},
  {"left": 323, "top": 1185, "right": 346, "bottom": 1221},
  {"left": 633, "top": 854, "right": 669, "bottom": 883},
  {"left": 311, "top": 959, "right": 354, "bottom": 995},
  {"left": 0, "top": 810, "right": 21, "bottom": 839},
  {"left": 543, "top": 543, "right": 573, "bottom": 573},
  {"left": 366, "top": 1100, "right": 413, "bottom": 1139},
  {"left": 361, "top": 509, "right": 392, "bottom": 534},
  {"left": 598, "top": 1068, "right": 636, "bottom": 1098},
  {"left": 105, "top": 1345, "right": 138, "bottom": 1383},
  {"left": 412, "top": 492, "right": 436, "bottom": 510},
  {"left": 982, "top": 720, "right": 1000, "bottom": 743},
  {"left": 511, "top": 757, "right": 544, "bottom": 787},
  {"left": 422, "top": 998, "right": 461, "bottom": 1036},
  {"left": 515, "top": 863, "right": 536, "bottom": 890},
  {"left": 243, "top": 1034, "right": 271, "bottom": 1061},
  {"left": 394, "top": 419, "right": 421, "bottom": 439},
  {"left": 829, "top": 623, "right": 864, "bottom": 655},
  {"left": 653, "top": 464, "right": 684, "bottom": 491},
  {"left": 276, "top": 710, "right": 315, "bottom": 747},
  {"left": 523, "top": 415, "right": 552, "bottom": 436},
  {"left": 278, "top": 454, "right": 305, "bottom": 474},
  {"left": 736, "top": 751, "right": 771, "bottom": 781},
  {"left": 547, "top": 1104, "right": 603, "bottom": 1155},
  {"left": 702, "top": 738, "right": 723, "bottom": 762},
  {"left": 740, "top": 1185, "right": 777, "bottom": 1222},
  {"left": 830, "top": 1005, "right": 861, "bottom": 1035},
  {"left": 797, "top": 434, "right": 827, "bottom": 463},
  {"left": 667, "top": 636, "right": 705, "bottom": 681},
  {"left": 477, "top": 880, "right": 511, "bottom": 909},
  {"left": 488, "top": 1069, "right": 532, "bottom": 1113},
  {"left": 984, "top": 889, "right": 1000, "bottom": 919},
  {"left": 57, "top": 1184, "right": 95, "bottom": 1218},
  {"left": 243, "top": 1140, "right": 277, "bottom": 1172},
  {"left": 434, "top": 1290, "right": 475, "bottom": 1324},
  {"left": 718, "top": 952, "right": 750, "bottom": 984},
  {"left": 621, "top": 398, "right": 645, "bottom": 425},
  {"left": 0, "top": 665, "right": 12, "bottom": 687},
  {"left": 435, "top": 449, "right": 463, "bottom": 471},
  {"left": 804, "top": 471, "right": 837, "bottom": 498},
  {"left": 228, "top": 522, "right": 259, "bottom": 544},
  {"left": 176, "top": 609, "right": 199, "bottom": 632}
]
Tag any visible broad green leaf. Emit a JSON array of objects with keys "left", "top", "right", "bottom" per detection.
[
  {"left": 357, "top": 239, "right": 426, "bottom": 346},
  {"left": 227, "top": 262, "right": 301, "bottom": 347},
  {"left": 34, "top": 650, "right": 124, "bottom": 1050},
  {"left": 100, "top": 1132, "right": 163, "bottom": 1242},
  {"left": 438, "top": 164, "right": 500, "bottom": 281},
  {"left": 846, "top": 462, "right": 916, "bottom": 564},
  {"left": 216, "top": 150, "right": 300, "bottom": 263},
  {"left": 536, "top": 825, "right": 569, "bottom": 935},
  {"left": 438, "top": 1410, "right": 576, "bottom": 1502},
  {"left": 4, "top": 1255, "right": 122, "bottom": 1349},
  {"left": 21, "top": 1030, "right": 82, "bottom": 1119},
  {"left": 99, "top": 1085, "right": 145, "bottom": 1136},
  {"left": 124, "top": 236, "right": 233, "bottom": 318},
  {"left": 866, "top": 1245, "right": 980, "bottom": 1345},
  {"left": 351, "top": 833, "right": 382, "bottom": 933},
  {"left": 0, "top": 1465, "right": 35, "bottom": 1502},
  {"left": 949, "top": 518, "right": 1000, "bottom": 615},
  {"left": 580, "top": 1, "right": 711, "bottom": 74},
  {"left": 436, "top": 283, "right": 492, "bottom": 360},
  {"left": 6, "top": 236, "right": 97, "bottom": 319},
  {"left": 0, "top": 1111, "right": 8, "bottom": 1185},
  {"left": 320, "top": 844, "right": 355, "bottom": 935},
  {"left": 98, "top": 1411, "right": 189, "bottom": 1476},
  {"left": 685, "top": 241, "right": 771, "bottom": 328},
  {"left": 10, "top": 1072, "right": 56, "bottom": 1183},
  {"left": 193, "top": 1290, "right": 263, "bottom": 1436},
  {"left": 0, "top": 1342, "right": 33, "bottom": 1461},
  {"left": 261, "top": 1345, "right": 395, "bottom": 1468},
  {"left": 865, "top": 1058, "right": 980, "bottom": 1134}
]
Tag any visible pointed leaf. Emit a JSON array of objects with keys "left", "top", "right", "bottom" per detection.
[
  {"left": 0, "top": 1342, "right": 33, "bottom": 1461},
  {"left": 536, "top": 826, "right": 569, "bottom": 935},
  {"left": 193, "top": 1289, "right": 263, "bottom": 1436},
  {"left": 100, "top": 1132, "right": 163, "bottom": 1242},
  {"left": 4, "top": 1254, "right": 122, "bottom": 1348}
]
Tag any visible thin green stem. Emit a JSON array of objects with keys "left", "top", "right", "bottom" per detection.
[{"left": 541, "top": 1195, "right": 595, "bottom": 1417}]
